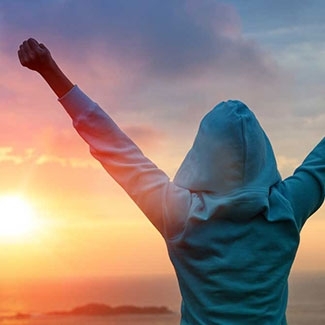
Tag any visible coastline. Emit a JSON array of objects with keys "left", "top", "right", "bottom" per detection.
[{"left": 0, "top": 303, "right": 174, "bottom": 321}]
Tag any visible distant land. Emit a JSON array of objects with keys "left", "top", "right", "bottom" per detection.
[
  {"left": 1, "top": 303, "right": 173, "bottom": 320},
  {"left": 47, "top": 303, "right": 172, "bottom": 316}
]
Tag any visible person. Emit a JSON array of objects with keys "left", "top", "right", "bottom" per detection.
[{"left": 18, "top": 38, "right": 325, "bottom": 325}]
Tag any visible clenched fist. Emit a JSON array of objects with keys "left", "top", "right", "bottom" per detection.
[
  {"left": 18, "top": 38, "right": 54, "bottom": 73},
  {"left": 17, "top": 38, "right": 73, "bottom": 97}
]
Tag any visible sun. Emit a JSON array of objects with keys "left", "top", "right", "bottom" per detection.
[{"left": 0, "top": 195, "right": 38, "bottom": 240}]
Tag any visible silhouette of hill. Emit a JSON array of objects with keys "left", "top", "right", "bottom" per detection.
[
  {"left": 47, "top": 303, "right": 172, "bottom": 316},
  {"left": 1, "top": 313, "right": 31, "bottom": 320},
  {"left": 0, "top": 302, "right": 172, "bottom": 320}
]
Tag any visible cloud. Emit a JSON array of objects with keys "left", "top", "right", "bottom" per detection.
[
  {"left": 231, "top": 0, "right": 325, "bottom": 32},
  {"left": 0, "top": 0, "right": 295, "bottom": 172},
  {"left": 1, "top": 0, "right": 283, "bottom": 80},
  {"left": 0, "top": 147, "right": 26, "bottom": 164},
  {"left": 277, "top": 155, "right": 300, "bottom": 178},
  {"left": 1, "top": 0, "right": 291, "bottom": 124},
  {"left": 122, "top": 124, "right": 166, "bottom": 151}
]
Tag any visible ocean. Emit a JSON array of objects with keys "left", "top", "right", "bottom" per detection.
[
  {"left": 0, "top": 315, "right": 181, "bottom": 325},
  {"left": 0, "top": 272, "right": 324, "bottom": 324},
  {"left": 287, "top": 272, "right": 325, "bottom": 325}
]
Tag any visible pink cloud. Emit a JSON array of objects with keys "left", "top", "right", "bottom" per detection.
[{"left": 122, "top": 124, "right": 166, "bottom": 152}]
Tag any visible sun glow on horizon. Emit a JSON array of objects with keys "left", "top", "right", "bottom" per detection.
[{"left": 0, "top": 195, "right": 39, "bottom": 240}]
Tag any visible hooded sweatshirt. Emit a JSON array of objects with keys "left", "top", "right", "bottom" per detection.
[{"left": 59, "top": 86, "right": 325, "bottom": 324}]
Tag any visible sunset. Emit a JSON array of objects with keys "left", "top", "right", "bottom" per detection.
[
  {"left": 0, "top": 0, "right": 325, "bottom": 324},
  {"left": 0, "top": 194, "right": 39, "bottom": 239}
]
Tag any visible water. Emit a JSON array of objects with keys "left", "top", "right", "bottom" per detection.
[
  {"left": 0, "top": 275, "right": 181, "bottom": 314},
  {"left": 1, "top": 272, "right": 324, "bottom": 324},
  {"left": 0, "top": 314, "right": 181, "bottom": 325},
  {"left": 0, "top": 275, "right": 181, "bottom": 325},
  {"left": 287, "top": 272, "right": 325, "bottom": 325}
]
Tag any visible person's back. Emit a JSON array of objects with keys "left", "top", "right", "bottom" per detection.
[
  {"left": 167, "top": 191, "right": 299, "bottom": 324},
  {"left": 162, "top": 100, "right": 324, "bottom": 324},
  {"left": 18, "top": 38, "right": 325, "bottom": 324}
]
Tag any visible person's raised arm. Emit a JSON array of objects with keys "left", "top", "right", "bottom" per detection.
[
  {"left": 18, "top": 38, "right": 73, "bottom": 98},
  {"left": 17, "top": 38, "right": 190, "bottom": 237},
  {"left": 278, "top": 138, "right": 325, "bottom": 229}
]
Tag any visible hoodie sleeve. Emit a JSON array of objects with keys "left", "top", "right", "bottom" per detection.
[
  {"left": 278, "top": 138, "right": 325, "bottom": 229},
  {"left": 58, "top": 86, "right": 190, "bottom": 236}
]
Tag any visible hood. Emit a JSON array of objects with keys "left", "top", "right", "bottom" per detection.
[{"left": 174, "top": 100, "right": 281, "bottom": 194}]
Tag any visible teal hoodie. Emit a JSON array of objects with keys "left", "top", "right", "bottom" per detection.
[
  {"left": 171, "top": 100, "right": 325, "bottom": 324},
  {"left": 60, "top": 86, "right": 325, "bottom": 324}
]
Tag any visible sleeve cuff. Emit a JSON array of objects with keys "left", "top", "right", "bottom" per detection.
[{"left": 58, "top": 85, "right": 94, "bottom": 120}]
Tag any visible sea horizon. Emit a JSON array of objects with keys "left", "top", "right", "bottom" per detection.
[
  {"left": 0, "top": 273, "right": 181, "bottom": 317},
  {"left": 1, "top": 271, "right": 324, "bottom": 324}
]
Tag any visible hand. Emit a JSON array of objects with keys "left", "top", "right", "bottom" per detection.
[
  {"left": 18, "top": 38, "right": 55, "bottom": 73},
  {"left": 18, "top": 38, "right": 73, "bottom": 97}
]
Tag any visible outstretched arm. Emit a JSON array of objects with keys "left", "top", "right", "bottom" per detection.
[
  {"left": 18, "top": 38, "right": 73, "bottom": 98},
  {"left": 278, "top": 138, "right": 325, "bottom": 229},
  {"left": 17, "top": 38, "right": 190, "bottom": 236}
]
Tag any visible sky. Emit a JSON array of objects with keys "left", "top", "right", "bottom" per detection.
[{"left": 0, "top": 0, "right": 324, "bottom": 280}]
